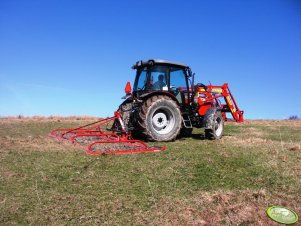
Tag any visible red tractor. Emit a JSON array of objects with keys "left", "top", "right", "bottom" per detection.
[
  {"left": 115, "top": 59, "right": 244, "bottom": 141},
  {"left": 49, "top": 59, "right": 244, "bottom": 155}
]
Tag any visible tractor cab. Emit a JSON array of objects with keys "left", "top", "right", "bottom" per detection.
[{"left": 132, "top": 59, "right": 194, "bottom": 106}]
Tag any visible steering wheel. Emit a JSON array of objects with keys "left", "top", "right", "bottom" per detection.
[{"left": 170, "top": 85, "right": 180, "bottom": 96}]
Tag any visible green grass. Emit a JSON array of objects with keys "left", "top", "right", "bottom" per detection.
[{"left": 0, "top": 119, "right": 301, "bottom": 225}]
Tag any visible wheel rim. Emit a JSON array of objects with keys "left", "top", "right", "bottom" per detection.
[
  {"left": 151, "top": 107, "right": 175, "bottom": 135},
  {"left": 214, "top": 116, "right": 223, "bottom": 137}
]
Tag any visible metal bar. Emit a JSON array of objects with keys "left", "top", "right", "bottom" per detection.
[
  {"left": 86, "top": 139, "right": 166, "bottom": 155},
  {"left": 62, "top": 116, "right": 117, "bottom": 136}
]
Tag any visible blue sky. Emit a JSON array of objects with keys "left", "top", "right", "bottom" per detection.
[{"left": 0, "top": 0, "right": 300, "bottom": 119}]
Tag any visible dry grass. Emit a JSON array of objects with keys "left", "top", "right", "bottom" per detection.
[
  {"left": 0, "top": 115, "right": 101, "bottom": 122},
  {"left": 146, "top": 189, "right": 301, "bottom": 226},
  {"left": 0, "top": 118, "right": 300, "bottom": 225}
]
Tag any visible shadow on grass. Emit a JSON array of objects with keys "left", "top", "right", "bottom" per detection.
[{"left": 190, "top": 133, "right": 206, "bottom": 140}]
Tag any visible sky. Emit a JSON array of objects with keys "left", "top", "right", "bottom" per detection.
[{"left": 0, "top": 0, "right": 300, "bottom": 119}]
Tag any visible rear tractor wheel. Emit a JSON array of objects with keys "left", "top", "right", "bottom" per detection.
[{"left": 134, "top": 95, "right": 182, "bottom": 141}]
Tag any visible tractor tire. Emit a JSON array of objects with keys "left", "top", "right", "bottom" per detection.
[
  {"left": 113, "top": 101, "right": 133, "bottom": 133},
  {"left": 118, "top": 101, "right": 133, "bottom": 129},
  {"left": 204, "top": 110, "right": 224, "bottom": 140},
  {"left": 134, "top": 95, "right": 182, "bottom": 141}
]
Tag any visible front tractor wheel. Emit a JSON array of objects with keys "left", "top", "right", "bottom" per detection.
[
  {"left": 205, "top": 111, "right": 224, "bottom": 140},
  {"left": 135, "top": 95, "right": 181, "bottom": 141}
]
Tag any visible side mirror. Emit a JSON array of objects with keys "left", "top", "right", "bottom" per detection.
[{"left": 125, "top": 82, "right": 132, "bottom": 95}]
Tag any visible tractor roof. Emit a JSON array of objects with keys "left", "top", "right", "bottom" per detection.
[{"left": 132, "top": 59, "right": 189, "bottom": 69}]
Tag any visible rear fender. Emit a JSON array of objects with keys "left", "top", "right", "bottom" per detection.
[
  {"left": 118, "top": 97, "right": 133, "bottom": 110},
  {"left": 139, "top": 91, "right": 180, "bottom": 106}
]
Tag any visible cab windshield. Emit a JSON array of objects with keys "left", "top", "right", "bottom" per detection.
[
  {"left": 134, "top": 65, "right": 168, "bottom": 91},
  {"left": 134, "top": 65, "right": 187, "bottom": 92}
]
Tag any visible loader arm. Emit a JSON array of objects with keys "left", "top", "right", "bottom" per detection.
[{"left": 196, "top": 83, "right": 244, "bottom": 123}]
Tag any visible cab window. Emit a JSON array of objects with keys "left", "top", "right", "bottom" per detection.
[{"left": 169, "top": 68, "right": 187, "bottom": 90}]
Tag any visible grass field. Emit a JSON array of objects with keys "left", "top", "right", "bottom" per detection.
[{"left": 0, "top": 118, "right": 300, "bottom": 225}]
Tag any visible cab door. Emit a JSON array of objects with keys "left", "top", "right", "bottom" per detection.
[{"left": 169, "top": 67, "right": 189, "bottom": 105}]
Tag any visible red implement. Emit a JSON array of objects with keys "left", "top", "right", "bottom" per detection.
[{"left": 48, "top": 112, "right": 166, "bottom": 155}]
